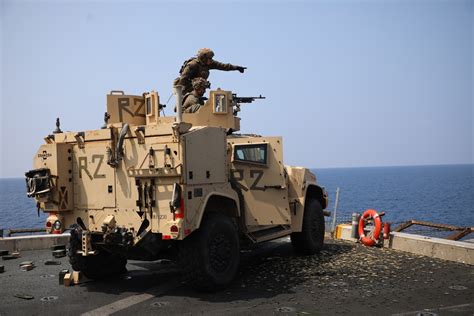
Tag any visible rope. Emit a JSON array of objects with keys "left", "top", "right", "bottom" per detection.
[{"left": 161, "top": 93, "right": 174, "bottom": 117}]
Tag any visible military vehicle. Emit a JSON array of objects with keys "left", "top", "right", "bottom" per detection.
[{"left": 25, "top": 86, "right": 329, "bottom": 291}]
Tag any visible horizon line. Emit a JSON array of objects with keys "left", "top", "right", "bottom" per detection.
[
  {"left": 1, "top": 162, "right": 473, "bottom": 179},
  {"left": 310, "top": 162, "right": 474, "bottom": 170}
]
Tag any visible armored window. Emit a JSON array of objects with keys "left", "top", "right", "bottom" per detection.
[
  {"left": 233, "top": 144, "right": 268, "bottom": 165},
  {"left": 213, "top": 94, "right": 227, "bottom": 114},
  {"left": 146, "top": 97, "right": 152, "bottom": 116}
]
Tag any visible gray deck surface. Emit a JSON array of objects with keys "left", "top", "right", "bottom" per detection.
[{"left": 0, "top": 238, "right": 473, "bottom": 315}]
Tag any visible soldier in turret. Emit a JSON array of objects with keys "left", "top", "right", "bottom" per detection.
[
  {"left": 182, "top": 78, "right": 210, "bottom": 113},
  {"left": 173, "top": 48, "right": 245, "bottom": 95}
]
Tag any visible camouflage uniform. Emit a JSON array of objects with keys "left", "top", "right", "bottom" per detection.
[
  {"left": 174, "top": 48, "right": 245, "bottom": 95},
  {"left": 182, "top": 78, "right": 209, "bottom": 113},
  {"left": 182, "top": 91, "right": 204, "bottom": 113}
]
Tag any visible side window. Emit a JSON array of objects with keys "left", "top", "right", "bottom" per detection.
[
  {"left": 146, "top": 97, "right": 152, "bottom": 116},
  {"left": 214, "top": 94, "right": 227, "bottom": 113},
  {"left": 233, "top": 144, "right": 268, "bottom": 165}
]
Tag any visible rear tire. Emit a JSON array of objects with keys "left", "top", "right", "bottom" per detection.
[
  {"left": 178, "top": 214, "right": 240, "bottom": 292},
  {"left": 68, "top": 226, "right": 127, "bottom": 279},
  {"left": 291, "top": 199, "right": 325, "bottom": 255}
]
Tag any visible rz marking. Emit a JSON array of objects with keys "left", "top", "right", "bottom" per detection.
[
  {"left": 231, "top": 169, "right": 265, "bottom": 191},
  {"left": 118, "top": 97, "right": 146, "bottom": 121},
  {"left": 78, "top": 154, "right": 105, "bottom": 180}
]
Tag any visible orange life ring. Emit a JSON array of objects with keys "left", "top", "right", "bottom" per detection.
[{"left": 358, "top": 209, "right": 382, "bottom": 247}]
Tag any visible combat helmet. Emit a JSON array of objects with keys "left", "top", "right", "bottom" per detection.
[
  {"left": 192, "top": 77, "right": 210, "bottom": 90},
  {"left": 197, "top": 48, "right": 214, "bottom": 62}
]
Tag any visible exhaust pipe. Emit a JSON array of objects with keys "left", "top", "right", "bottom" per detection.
[
  {"left": 174, "top": 85, "right": 183, "bottom": 123},
  {"left": 107, "top": 123, "right": 129, "bottom": 168}
]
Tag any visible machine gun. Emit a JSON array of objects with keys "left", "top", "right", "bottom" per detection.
[{"left": 232, "top": 94, "right": 265, "bottom": 115}]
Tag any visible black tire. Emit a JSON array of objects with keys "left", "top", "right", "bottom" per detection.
[
  {"left": 70, "top": 252, "right": 127, "bottom": 279},
  {"left": 178, "top": 214, "right": 240, "bottom": 292},
  {"left": 291, "top": 199, "right": 325, "bottom": 255},
  {"left": 68, "top": 226, "right": 127, "bottom": 279},
  {"left": 68, "top": 225, "right": 85, "bottom": 271}
]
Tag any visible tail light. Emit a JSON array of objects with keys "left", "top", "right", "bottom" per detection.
[
  {"left": 175, "top": 198, "right": 185, "bottom": 219},
  {"left": 45, "top": 213, "right": 61, "bottom": 234},
  {"left": 170, "top": 183, "right": 184, "bottom": 219}
]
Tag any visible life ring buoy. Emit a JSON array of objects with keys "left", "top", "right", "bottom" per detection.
[{"left": 358, "top": 209, "right": 382, "bottom": 247}]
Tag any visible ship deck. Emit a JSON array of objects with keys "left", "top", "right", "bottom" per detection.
[{"left": 0, "top": 237, "right": 473, "bottom": 315}]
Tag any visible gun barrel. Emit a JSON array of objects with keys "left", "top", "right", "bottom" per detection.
[{"left": 232, "top": 94, "right": 266, "bottom": 104}]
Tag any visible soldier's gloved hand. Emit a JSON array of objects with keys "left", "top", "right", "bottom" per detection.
[{"left": 237, "top": 66, "right": 246, "bottom": 73}]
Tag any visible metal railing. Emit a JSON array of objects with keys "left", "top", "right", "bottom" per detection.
[
  {"left": 0, "top": 228, "right": 45, "bottom": 238},
  {"left": 393, "top": 220, "right": 473, "bottom": 241}
]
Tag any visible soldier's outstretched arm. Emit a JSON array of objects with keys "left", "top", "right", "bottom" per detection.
[{"left": 210, "top": 60, "right": 246, "bottom": 73}]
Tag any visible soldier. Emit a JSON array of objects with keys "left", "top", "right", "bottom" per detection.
[
  {"left": 173, "top": 48, "right": 245, "bottom": 94},
  {"left": 182, "top": 78, "right": 210, "bottom": 113}
]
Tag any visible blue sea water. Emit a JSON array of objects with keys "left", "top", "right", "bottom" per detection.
[
  {"left": 0, "top": 164, "right": 473, "bottom": 232},
  {"left": 0, "top": 178, "right": 48, "bottom": 231},
  {"left": 313, "top": 164, "right": 474, "bottom": 228}
]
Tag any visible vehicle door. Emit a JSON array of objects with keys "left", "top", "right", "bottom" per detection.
[{"left": 229, "top": 137, "right": 290, "bottom": 226}]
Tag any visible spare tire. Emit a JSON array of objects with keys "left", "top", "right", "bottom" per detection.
[{"left": 68, "top": 225, "right": 127, "bottom": 279}]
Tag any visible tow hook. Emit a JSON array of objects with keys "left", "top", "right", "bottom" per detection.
[{"left": 80, "top": 230, "right": 97, "bottom": 256}]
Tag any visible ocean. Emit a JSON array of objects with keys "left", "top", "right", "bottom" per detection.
[
  {"left": 1, "top": 164, "right": 473, "bottom": 235},
  {"left": 314, "top": 164, "right": 474, "bottom": 235}
]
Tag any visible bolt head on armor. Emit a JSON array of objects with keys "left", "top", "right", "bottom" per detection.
[{"left": 197, "top": 48, "right": 214, "bottom": 62}]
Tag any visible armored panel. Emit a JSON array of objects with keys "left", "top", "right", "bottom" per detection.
[
  {"left": 107, "top": 91, "right": 146, "bottom": 126},
  {"left": 72, "top": 142, "right": 116, "bottom": 209},
  {"left": 54, "top": 129, "right": 112, "bottom": 144},
  {"left": 144, "top": 91, "right": 161, "bottom": 125},
  {"left": 115, "top": 138, "right": 181, "bottom": 206},
  {"left": 182, "top": 89, "right": 239, "bottom": 132},
  {"left": 145, "top": 120, "right": 175, "bottom": 137},
  {"left": 33, "top": 143, "right": 74, "bottom": 211},
  {"left": 183, "top": 127, "right": 227, "bottom": 185},
  {"left": 229, "top": 137, "right": 290, "bottom": 225}
]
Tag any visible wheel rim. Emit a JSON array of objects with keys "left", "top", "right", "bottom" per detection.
[{"left": 209, "top": 232, "right": 232, "bottom": 273}]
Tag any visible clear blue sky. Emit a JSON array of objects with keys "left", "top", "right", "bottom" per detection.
[{"left": 1, "top": 0, "right": 472, "bottom": 178}]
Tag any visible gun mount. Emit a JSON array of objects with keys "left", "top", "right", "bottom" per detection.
[
  {"left": 232, "top": 94, "right": 265, "bottom": 104},
  {"left": 231, "top": 94, "right": 266, "bottom": 115}
]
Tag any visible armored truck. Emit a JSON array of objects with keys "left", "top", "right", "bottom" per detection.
[{"left": 25, "top": 86, "right": 328, "bottom": 291}]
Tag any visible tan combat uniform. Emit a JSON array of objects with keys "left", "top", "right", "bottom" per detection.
[
  {"left": 182, "top": 91, "right": 204, "bottom": 113},
  {"left": 174, "top": 58, "right": 240, "bottom": 94}
]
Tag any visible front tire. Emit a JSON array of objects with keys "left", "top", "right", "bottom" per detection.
[
  {"left": 291, "top": 199, "right": 325, "bottom": 255},
  {"left": 178, "top": 214, "right": 240, "bottom": 292}
]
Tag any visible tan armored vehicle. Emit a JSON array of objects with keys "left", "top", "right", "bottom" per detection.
[{"left": 26, "top": 86, "right": 328, "bottom": 291}]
